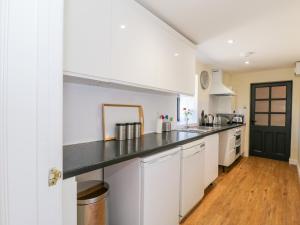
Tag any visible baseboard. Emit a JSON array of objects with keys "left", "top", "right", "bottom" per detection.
[
  {"left": 289, "top": 158, "right": 298, "bottom": 165},
  {"left": 289, "top": 159, "right": 300, "bottom": 179}
]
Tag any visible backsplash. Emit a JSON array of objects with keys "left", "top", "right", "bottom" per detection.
[{"left": 63, "top": 82, "right": 177, "bottom": 145}]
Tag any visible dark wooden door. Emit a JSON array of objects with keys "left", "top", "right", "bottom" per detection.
[{"left": 250, "top": 81, "right": 292, "bottom": 161}]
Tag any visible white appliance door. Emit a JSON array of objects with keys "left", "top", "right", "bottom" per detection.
[
  {"left": 224, "top": 133, "right": 237, "bottom": 166},
  {"left": 141, "top": 149, "right": 181, "bottom": 225},
  {"left": 204, "top": 134, "right": 219, "bottom": 188},
  {"left": 180, "top": 145, "right": 204, "bottom": 219}
]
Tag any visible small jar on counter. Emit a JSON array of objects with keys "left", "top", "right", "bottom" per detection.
[
  {"left": 116, "top": 123, "right": 126, "bottom": 141},
  {"left": 134, "top": 122, "right": 141, "bottom": 138},
  {"left": 126, "top": 123, "right": 135, "bottom": 140},
  {"left": 162, "top": 122, "right": 171, "bottom": 132}
]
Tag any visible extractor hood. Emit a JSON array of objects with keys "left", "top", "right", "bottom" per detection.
[{"left": 209, "top": 69, "right": 235, "bottom": 96}]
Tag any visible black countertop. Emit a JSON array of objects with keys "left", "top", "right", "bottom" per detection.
[{"left": 63, "top": 124, "right": 245, "bottom": 179}]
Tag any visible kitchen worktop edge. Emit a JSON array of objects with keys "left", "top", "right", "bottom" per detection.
[{"left": 63, "top": 124, "right": 245, "bottom": 179}]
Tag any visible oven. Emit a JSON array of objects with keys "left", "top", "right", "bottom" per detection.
[
  {"left": 235, "top": 145, "right": 241, "bottom": 155},
  {"left": 234, "top": 128, "right": 242, "bottom": 156}
]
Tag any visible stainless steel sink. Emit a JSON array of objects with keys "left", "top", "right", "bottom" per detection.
[{"left": 178, "top": 126, "right": 215, "bottom": 133}]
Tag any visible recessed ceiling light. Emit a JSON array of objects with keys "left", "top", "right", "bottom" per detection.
[
  {"left": 227, "top": 39, "right": 234, "bottom": 44},
  {"left": 174, "top": 53, "right": 179, "bottom": 57},
  {"left": 120, "top": 24, "right": 126, "bottom": 29},
  {"left": 245, "top": 61, "right": 250, "bottom": 65}
]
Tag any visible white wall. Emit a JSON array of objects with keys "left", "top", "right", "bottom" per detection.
[
  {"left": 63, "top": 82, "right": 177, "bottom": 145},
  {"left": 298, "top": 102, "right": 300, "bottom": 174}
]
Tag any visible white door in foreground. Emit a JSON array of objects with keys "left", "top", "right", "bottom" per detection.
[{"left": 0, "top": 0, "right": 63, "bottom": 225}]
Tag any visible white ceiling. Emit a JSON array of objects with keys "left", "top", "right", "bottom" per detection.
[{"left": 136, "top": 0, "right": 300, "bottom": 72}]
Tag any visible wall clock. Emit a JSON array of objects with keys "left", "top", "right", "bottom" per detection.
[{"left": 200, "top": 71, "right": 210, "bottom": 90}]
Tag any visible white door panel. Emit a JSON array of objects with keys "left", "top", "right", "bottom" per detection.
[{"left": 0, "top": 0, "right": 63, "bottom": 224}]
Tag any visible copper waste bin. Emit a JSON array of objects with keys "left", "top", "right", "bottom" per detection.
[{"left": 77, "top": 181, "right": 109, "bottom": 225}]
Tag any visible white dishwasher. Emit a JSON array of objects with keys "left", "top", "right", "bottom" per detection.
[{"left": 180, "top": 139, "right": 205, "bottom": 220}]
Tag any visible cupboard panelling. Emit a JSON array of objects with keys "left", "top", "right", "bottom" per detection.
[
  {"left": 64, "top": 0, "right": 111, "bottom": 78},
  {"left": 64, "top": 0, "right": 195, "bottom": 95}
]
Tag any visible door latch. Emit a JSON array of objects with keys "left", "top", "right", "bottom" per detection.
[{"left": 48, "top": 168, "right": 62, "bottom": 187}]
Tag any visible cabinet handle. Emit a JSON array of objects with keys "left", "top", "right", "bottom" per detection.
[
  {"left": 184, "top": 151, "right": 201, "bottom": 159},
  {"left": 145, "top": 152, "right": 179, "bottom": 165}
]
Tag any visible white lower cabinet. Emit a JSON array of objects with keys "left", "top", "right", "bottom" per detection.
[
  {"left": 62, "top": 177, "right": 77, "bottom": 225},
  {"left": 141, "top": 149, "right": 181, "bottom": 225},
  {"left": 219, "top": 129, "right": 237, "bottom": 167},
  {"left": 62, "top": 135, "right": 221, "bottom": 225},
  {"left": 104, "top": 148, "right": 181, "bottom": 225},
  {"left": 204, "top": 134, "right": 220, "bottom": 188},
  {"left": 180, "top": 140, "right": 205, "bottom": 220}
]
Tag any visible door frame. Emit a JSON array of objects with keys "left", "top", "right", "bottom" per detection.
[
  {"left": 249, "top": 80, "right": 293, "bottom": 161},
  {"left": 0, "top": 0, "right": 63, "bottom": 224}
]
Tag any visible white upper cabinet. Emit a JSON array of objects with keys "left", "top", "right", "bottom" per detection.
[
  {"left": 64, "top": 0, "right": 111, "bottom": 78},
  {"left": 111, "top": 0, "right": 195, "bottom": 94},
  {"left": 64, "top": 0, "right": 196, "bottom": 95}
]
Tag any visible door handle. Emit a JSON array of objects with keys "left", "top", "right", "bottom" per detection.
[
  {"left": 48, "top": 168, "right": 62, "bottom": 187},
  {"left": 146, "top": 152, "right": 179, "bottom": 165}
]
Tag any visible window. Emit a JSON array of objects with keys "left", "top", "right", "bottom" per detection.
[{"left": 177, "top": 75, "right": 198, "bottom": 125}]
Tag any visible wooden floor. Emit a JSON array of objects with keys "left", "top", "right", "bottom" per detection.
[{"left": 182, "top": 157, "right": 300, "bottom": 225}]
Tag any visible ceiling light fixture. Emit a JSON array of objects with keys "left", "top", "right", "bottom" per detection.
[
  {"left": 174, "top": 53, "right": 179, "bottom": 57},
  {"left": 120, "top": 24, "right": 126, "bottom": 29},
  {"left": 227, "top": 39, "right": 234, "bottom": 44},
  {"left": 245, "top": 61, "right": 250, "bottom": 65}
]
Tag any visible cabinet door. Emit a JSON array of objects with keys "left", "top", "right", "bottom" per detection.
[
  {"left": 64, "top": 0, "right": 195, "bottom": 94},
  {"left": 111, "top": 0, "right": 195, "bottom": 94},
  {"left": 142, "top": 151, "right": 181, "bottom": 225},
  {"left": 180, "top": 145, "right": 204, "bottom": 218},
  {"left": 156, "top": 31, "right": 196, "bottom": 95},
  {"left": 64, "top": 0, "right": 111, "bottom": 78},
  {"left": 111, "top": 0, "right": 162, "bottom": 88},
  {"left": 204, "top": 134, "right": 220, "bottom": 188},
  {"left": 169, "top": 37, "right": 195, "bottom": 95}
]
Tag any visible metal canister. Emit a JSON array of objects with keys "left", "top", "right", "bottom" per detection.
[
  {"left": 162, "top": 122, "right": 171, "bottom": 132},
  {"left": 126, "top": 123, "right": 135, "bottom": 140},
  {"left": 134, "top": 122, "right": 141, "bottom": 138},
  {"left": 116, "top": 123, "right": 126, "bottom": 141}
]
